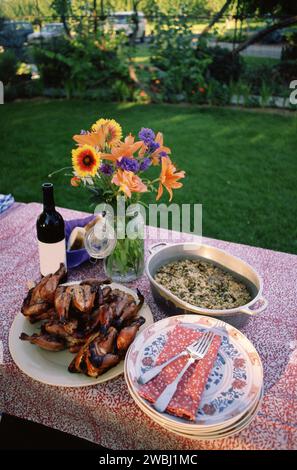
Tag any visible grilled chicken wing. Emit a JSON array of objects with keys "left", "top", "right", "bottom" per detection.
[
  {"left": 54, "top": 285, "right": 73, "bottom": 322},
  {"left": 115, "top": 289, "right": 145, "bottom": 328},
  {"left": 68, "top": 332, "right": 101, "bottom": 373},
  {"left": 97, "top": 303, "right": 116, "bottom": 333},
  {"left": 84, "top": 327, "right": 119, "bottom": 377},
  {"left": 71, "top": 285, "right": 96, "bottom": 313},
  {"left": 116, "top": 317, "right": 145, "bottom": 355},
  {"left": 21, "top": 264, "right": 66, "bottom": 319},
  {"left": 42, "top": 319, "right": 78, "bottom": 337},
  {"left": 27, "top": 307, "right": 57, "bottom": 324},
  {"left": 86, "top": 353, "right": 120, "bottom": 377},
  {"left": 69, "top": 327, "right": 119, "bottom": 377},
  {"left": 20, "top": 332, "right": 66, "bottom": 351}
]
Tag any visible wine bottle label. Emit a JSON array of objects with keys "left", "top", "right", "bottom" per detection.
[{"left": 38, "top": 239, "right": 67, "bottom": 276}]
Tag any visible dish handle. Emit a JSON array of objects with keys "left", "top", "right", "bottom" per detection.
[
  {"left": 148, "top": 242, "right": 168, "bottom": 255},
  {"left": 238, "top": 297, "right": 268, "bottom": 316}
]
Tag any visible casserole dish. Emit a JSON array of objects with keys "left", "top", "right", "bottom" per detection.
[{"left": 145, "top": 242, "right": 268, "bottom": 328}]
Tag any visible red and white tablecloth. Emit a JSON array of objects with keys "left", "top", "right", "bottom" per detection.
[{"left": 1, "top": 202, "right": 297, "bottom": 450}]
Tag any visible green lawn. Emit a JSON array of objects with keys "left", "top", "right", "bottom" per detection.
[
  {"left": 1, "top": 100, "right": 297, "bottom": 254},
  {"left": 243, "top": 56, "right": 280, "bottom": 68}
]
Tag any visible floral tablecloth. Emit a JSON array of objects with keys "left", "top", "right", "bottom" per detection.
[{"left": 1, "top": 202, "right": 297, "bottom": 450}]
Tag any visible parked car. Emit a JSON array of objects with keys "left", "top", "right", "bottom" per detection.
[
  {"left": 27, "top": 23, "right": 65, "bottom": 44},
  {"left": 108, "top": 12, "right": 146, "bottom": 41},
  {"left": 0, "top": 20, "right": 33, "bottom": 48}
]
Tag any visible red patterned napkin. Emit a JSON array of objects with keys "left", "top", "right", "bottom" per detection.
[{"left": 139, "top": 325, "right": 221, "bottom": 421}]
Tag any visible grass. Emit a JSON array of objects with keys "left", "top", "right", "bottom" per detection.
[
  {"left": 1, "top": 100, "right": 297, "bottom": 254},
  {"left": 131, "top": 45, "right": 281, "bottom": 68},
  {"left": 243, "top": 56, "right": 280, "bottom": 68},
  {"left": 130, "top": 44, "right": 151, "bottom": 64}
]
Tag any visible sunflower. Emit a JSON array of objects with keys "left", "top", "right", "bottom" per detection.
[
  {"left": 72, "top": 145, "right": 100, "bottom": 178},
  {"left": 91, "top": 118, "right": 122, "bottom": 147}
]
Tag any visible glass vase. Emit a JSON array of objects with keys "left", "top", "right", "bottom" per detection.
[
  {"left": 103, "top": 207, "right": 145, "bottom": 282},
  {"left": 104, "top": 236, "right": 144, "bottom": 282}
]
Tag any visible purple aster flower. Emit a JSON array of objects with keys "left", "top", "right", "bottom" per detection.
[
  {"left": 147, "top": 140, "right": 160, "bottom": 154},
  {"left": 159, "top": 151, "right": 168, "bottom": 158},
  {"left": 117, "top": 157, "right": 140, "bottom": 173},
  {"left": 139, "top": 158, "right": 152, "bottom": 172},
  {"left": 100, "top": 163, "right": 113, "bottom": 175},
  {"left": 138, "top": 127, "right": 155, "bottom": 143}
]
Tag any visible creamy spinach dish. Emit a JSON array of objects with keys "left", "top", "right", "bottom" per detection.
[{"left": 154, "top": 259, "right": 252, "bottom": 309}]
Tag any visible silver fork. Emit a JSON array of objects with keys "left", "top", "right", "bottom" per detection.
[
  {"left": 138, "top": 339, "right": 203, "bottom": 385},
  {"left": 153, "top": 331, "right": 215, "bottom": 413}
]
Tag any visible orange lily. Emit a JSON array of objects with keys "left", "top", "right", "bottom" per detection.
[
  {"left": 102, "top": 134, "right": 143, "bottom": 163},
  {"left": 112, "top": 169, "right": 147, "bottom": 198},
  {"left": 72, "top": 126, "right": 108, "bottom": 151},
  {"left": 156, "top": 157, "right": 185, "bottom": 202}
]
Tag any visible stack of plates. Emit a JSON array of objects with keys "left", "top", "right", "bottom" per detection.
[{"left": 124, "top": 314, "right": 263, "bottom": 440}]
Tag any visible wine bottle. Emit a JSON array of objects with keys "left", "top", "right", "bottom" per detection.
[{"left": 37, "top": 183, "right": 67, "bottom": 277}]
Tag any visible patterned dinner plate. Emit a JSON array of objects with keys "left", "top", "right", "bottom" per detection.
[
  {"left": 163, "top": 390, "right": 264, "bottom": 440},
  {"left": 124, "top": 314, "right": 263, "bottom": 430},
  {"left": 125, "top": 367, "right": 263, "bottom": 439},
  {"left": 9, "top": 282, "right": 154, "bottom": 387}
]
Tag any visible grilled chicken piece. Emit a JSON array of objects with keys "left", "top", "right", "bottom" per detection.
[
  {"left": 115, "top": 289, "right": 145, "bottom": 328},
  {"left": 82, "top": 308, "right": 102, "bottom": 336},
  {"left": 54, "top": 286, "right": 73, "bottom": 322},
  {"left": 20, "top": 332, "right": 66, "bottom": 351},
  {"left": 68, "top": 332, "right": 101, "bottom": 373},
  {"left": 21, "top": 291, "right": 50, "bottom": 319},
  {"left": 42, "top": 319, "right": 78, "bottom": 338},
  {"left": 21, "top": 264, "right": 66, "bottom": 318},
  {"left": 85, "top": 353, "right": 120, "bottom": 377},
  {"left": 80, "top": 280, "right": 112, "bottom": 309},
  {"left": 72, "top": 285, "right": 96, "bottom": 314},
  {"left": 69, "top": 327, "right": 119, "bottom": 377},
  {"left": 109, "top": 290, "right": 136, "bottom": 317},
  {"left": 116, "top": 317, "right": 145, "bottom": 355},
  {"left": 84, "top": 327, "right": 119, "bottom": 377},
  {"left": 28, "top": 307, "right": 57, "bottom": 324},
  {"left": 97, "top": 304, "right": 116, "bottom": 333}
]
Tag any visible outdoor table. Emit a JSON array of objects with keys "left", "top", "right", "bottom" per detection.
[{"left": 1, "top": 202, "right": 297, "bottom": 450}]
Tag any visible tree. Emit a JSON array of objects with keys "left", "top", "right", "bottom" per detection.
[
  {"left": 51, "top": 0, "right": 71, "bottom": 36},
  {"left": 200, "top": 0, "right": 234, "bottom": 36},
  {"left": 233, "top": 15, "right": 297, "bottom": 53},
  {"left": 232, "top": 0, "right": 297, "bottom": 54}
]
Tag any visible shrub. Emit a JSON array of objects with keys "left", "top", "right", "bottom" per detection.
[
  {"left": 33, "top": 33, "right": 134, "bottom": 99},
  {"left": 149, "top": 13, "right": 210, "bottom": 103},
  {"left": 32, "top": 37, "right": 73, "bottom": 88},
  {"left": 206, "top": 79, "right": 231, "bottom": 106},
  {"left": 282, "top": 32, "right": 297, "bottom": 61},
  {"left": 0, "top": 49, "right": 18, "bottom": 84},
  {"left": 275, "top": 60, "right": 297, "bottom": 85},
  {"left": 200, "top": 46, "right": 244, "bottom": 84}
]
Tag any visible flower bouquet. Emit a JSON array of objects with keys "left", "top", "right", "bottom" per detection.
[{"left": 69, "top": 118, "right": 185, "bottom": 281}]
